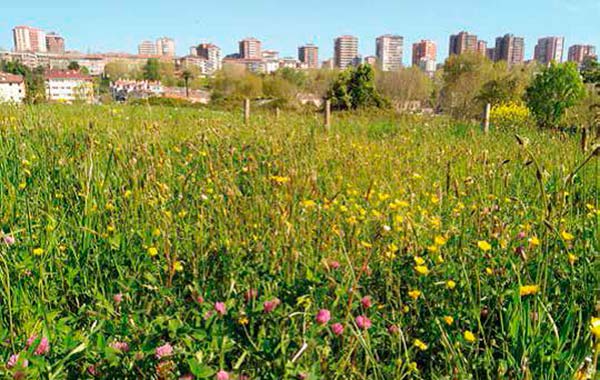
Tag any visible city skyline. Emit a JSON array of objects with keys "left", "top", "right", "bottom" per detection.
[{"left": 1, "top": 0, "right": 599, "bottom": 64}]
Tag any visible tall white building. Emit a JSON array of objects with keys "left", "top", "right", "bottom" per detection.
[
  {"left": 334, "top": 35, "right": 359, "bottom": 69},
  {"left": 156, "top": 37, "right": 176, "bottom": 57},
  {"left": 13, "top": 26, "right": 47, "bottom": 53},
  {"left": 138, "top": 40, "right": 157, "bottom": 55},
  {"left": 376, "top": 34, "right": 404, "bottom": 71},
  {"left": 0, "top": 73, "right": 26, "bottom": 102}
]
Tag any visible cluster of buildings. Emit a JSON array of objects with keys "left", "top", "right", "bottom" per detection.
[{"left": 0, "top": 24, "right": 597, "bottom": 104}]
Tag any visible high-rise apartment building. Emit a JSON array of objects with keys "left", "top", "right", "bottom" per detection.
[
  {"left": 156, "top": 37, "right": 176, "bottom": 57},
  {"left": 13, "top": 26, "right": 47, "bottom": 53},
  {"left": 476, "top": 40, "right": 488, "bottom": 55},
  {"left": 138, "top": 40, "right": 157, "bottom": 55},
  {"left": 376, "top": 34, "right": 404, "bottom": 71},
  {"left": 449, "top": 31, "right": 478, "bottom": 56},
  {"left": 412, "top": 40, "right": 436, "bottom": 66},
  {"left": 334, "top": 35, "right": 359, "bottom": 69},
  {"left": 239, "top": 38, "right": 262, "bottom": 59},
  {"left": 194, "top": 43, "right": 222, "bottom": 73},
  {"left": 493, "top": 34, "right": 525, "bottom": 65},
  {"left": 534, "top": 37, "right": 565, "bottom": 65},
  {"left": 298, "top": 44, "right": 319, "bottom": 69},
  {"left": 568, "top": 45, "right": 597, "bottom": 65},
  {"left": 45, "top": 32, "right": 65, "bottom": 54}
]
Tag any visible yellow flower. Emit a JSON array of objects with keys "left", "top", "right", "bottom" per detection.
[
  {"left": 446, "top": 280, "right": 457, "bottom": 290},
  {"left": 173, "top": 261, "right": 184, "bottom": 272},
  {"left": 568, "top": 254, "right": 577, "bottom": 265},
  {"left": 152, "top": 228, "right": 161, "bottom": 237},
  {"left": 238, "top": 316, "right": 249, "bottom": 325},
  {"left": 18, "top": 182, "right": 26, "bottom": 190},
  {"left": 528, "top": 236, "right": 540, "bottom": 246},
  {"left": 443, "top": 316, "right": 454, "bottom": 325},
  {"left": 561, "top": 231, "right": 574, "bottom": 241},
  {"left": 434, "top": 236, "right": 447, "bottom": 246},
  {"left": 485, "top": 267, "right": 493, "bottom": 275},
  {"left": 124, "top": 190, "right": 133, "bottom": 198},
  {"left": 427, "top": 245, "right": 439, "bottom": 253},
  {"left": 477, "top": 241, "right": 492, "bottom": 252},
  {"left": 408, "top": 290, "right": 421, "bottom": 300},
  {"left": 415, "top": 265, "right": 429, "bottom": 275},
  {"left": 147, "top": 247, "right": 158, "bottom": 257},
  {"left": 413, "top": 339, "right": 428, "bottom": 351},
  {"left": 464, "top": 330, "right": 476, "bottom": 343},
  {"left": 414, "top": 256, "right": 425, "bottom": 265},
  {"left": 591, "top": 317, "right": 600, "bottom": 339},
  {"left": 300, "top": 200, "right": 316, "bottom": 208},
  {"left": 519, "top": 284, "right": 539, "bottom": 297},
  {"left": 270, "top": 175, "right": 290, "bottom": 184},
  {"left": 33, "top": 247, "right": 44, "bottom": 256}
]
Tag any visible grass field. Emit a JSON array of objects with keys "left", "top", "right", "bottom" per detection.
[{"left": 0, "top": 104, "right": 598, "bottom": 379}]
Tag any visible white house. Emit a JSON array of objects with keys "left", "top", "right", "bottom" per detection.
[
  {"left": 0, "top": 73, "right": 26, "bottom": 103},
  {"left": 44, "top": 70, "right": 94, "bottom": 103}
]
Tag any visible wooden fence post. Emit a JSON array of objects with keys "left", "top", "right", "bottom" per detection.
[
  {"left": 324, "top": 99, "right": 331, "bottom": 130},
  {"left": 581, "top": 127, "right": 588, "bottom": 152},
  {"left": 483, "top": 103, "right": 491, "bottom": 134},
  {"left": 244, "top": 98, "right": 250, "bottom": 124},
  {"left": 275, "top": 107, "right": 280, "bottom": 119}
]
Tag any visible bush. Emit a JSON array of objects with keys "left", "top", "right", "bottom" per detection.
[
  {"left": 490, "top": 102, "right": 534, "bottom": 130},
  {"left": 129, "top": 96, "right": 204, "bottom": 108}
]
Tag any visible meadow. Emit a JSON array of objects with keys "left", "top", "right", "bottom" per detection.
[{"left": 0, "top": 104, "right": 598, "bottom": 379}]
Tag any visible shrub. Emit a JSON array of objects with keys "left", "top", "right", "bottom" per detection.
[{"left": 490, "top": 102, "right": 534, "bottom": 130}]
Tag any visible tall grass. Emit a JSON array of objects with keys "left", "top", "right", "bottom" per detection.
[{"left": 0, "top": 104, "right": 598, "bottom": 379}]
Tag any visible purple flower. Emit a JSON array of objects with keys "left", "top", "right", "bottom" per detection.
[
  {"left": 3, "top": 235, "right": 15, "bottom": 245},
  {"left": 355, "top": 315, "right": 372, "bottom": 330},
  {"left": 155, "top": 343, "right": 173, "bottom": 359},
  {"left": 361, "top": 296, "right": 372, "bottom": 309},
  {"left": 110, "top": 341, "right": 130, "bottom": 352},
  {"left": 263, "top": 298, "right": 281, "bottom": 314},
  {"left": 316, "top": 309, "right": 331, "bottom": 325},
  {"left": 331, "top": 323, "right": 344, "bottom": 336}
]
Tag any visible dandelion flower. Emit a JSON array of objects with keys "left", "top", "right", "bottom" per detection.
[
  {"left": 477, "top": 241, "right": 492, "bottom": 252},
  {"left": 408, "top": 289, "right": 421, "bottom": 300},
  {"left": 446, "top": 280, "right": 457, "bottom": 290},
  {"left": 413, "top": 339, "right": 428, "bottom": 351},
  {"left": 434, "top": 236, "right": 447, "bottom": 246},
  {"left": 443, "top": 316, "right": 454, "bottom": 325},
  {"left": 147, "top": 247, "right": 158, "bottom": 257},
  {"left": 33, "top": 247, "right": 44, "bottom": 256},
  {"left": 528, "top": 236, "right": 540, "bottom": 246},
  {"left": 561, "top": 231, "right": 574, "bottom": 241},
  {"left": 591, "top": 317, "right": 600, "bottom": 339},
  {"left": 415, "top": 265, "right": 429, "bottom": 275},
  {"left": 519, "top": 285, "right": 539, "bottom": 297},
  {"left": 464, "top": 330, "right": 476, "bottom": 343}
]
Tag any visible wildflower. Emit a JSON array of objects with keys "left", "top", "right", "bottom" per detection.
[
  {"left": 238, "top": 316, "right": 249, "bottom": 325},
  {"left": 561, "top": 231, "right": 574, "bottom": 241},
  {"left": 434, "top": 236, "right": 447, "bottom": 246},
  {"left": 443, "top": 316, "right": 454, "bottom": 325},
  {"left": 485, "top": 267, "right": 493, "bottom": 275},
  {"left": 173, "top": 261, "right": 184, "bottom": 272},
  {"left": 568, "top": 254, "right": 577, "bottom": 265},
  {"left": 477, "top": 241, "right": 492, "bottom": 252},
  {"left": 34, "top": 337, "right": 50, "bottom": 355},
  {"left": 214, "top": 302, "right": 227, "bottom": 316},
  {"left": 113, "top": 293, "right": 123, "bottom": 304},
  {"left": 516, "top": 231, "right": 527, "bottom": 240},
  {"left": 591, "top": 317, "right": 600, "bottom": 339},
  {"left": 270, "top": 176, "right": 290, "bottom": 184},
  {"left": 147, "top": 247, "right": 158, "bottom": 257},
  {"left": 446, "top": 280, "right": 457, "bottom": 290},
  {"left": 7, "top": 353, "right": 27, "bottom": 369},
  {"left": 528, "top": 236, "right": 540, "bottom": 246},
  {"left": 216, "top": 370, "right": 230, "bottom": 380},
  {"left": 328, "top": 260, "right": 341, "bottom": 270},
  {"left": 414, "top": 256, "right": 425, "bottom": 265},
  {"left": 388, "top": 325, "right": 399, "bottom": 334},
  {"left": 331, "top": 323, "right": 344, "bottom": 336},
  {"left": 110, "top": 341, "right": 130, "bottom": 352},
  {"left": 155, "top": 343, "right": 173, "bottom": 359},
  {"left": 519, "top": 285, "right": 539, "bottom": 297},
  {"left": 415, "top": 265, "right": 429, "bottom": 275},
  {"left": 2, "top": 234, "right": 15, "bottom": 245},
  {"left": 26, "top": 334, "right": 37, "bottom": 347},
  {"left": 464, "top": 330, "right": 477, "bottom": 343},
  {"left": 413, "top": 339, "right": 428, "bottom": 351},
  {"left": 408, "top": 289, "right": 421, "bottom": 300},
  {"left": 300, "top": 200, "right": 316, "bottom": 208},
  {"left": 316, "top": 309, "right": 331, "bottom": 325},
  {"left": 263, "top": 299, "right": 281, "bottom": 314},
  {"left": 152, "top": 228, "right": 161, "bottom": 237},
  {"left": 33, "top": 247, "right": 44, "bottom": 256},
  {"left": 355, "top": 315, "right": 372, "bottom": 330},
  {"left": 361, "top": 296, "right": 372, "bottom": 309}
]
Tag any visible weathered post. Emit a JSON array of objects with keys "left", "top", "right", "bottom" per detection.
[
  {"left": 275, "top": 107, "right": 280, "bottom": 119},
  {"left": 483, "top": 103, "right": 491, "bottom": 134},
  {"left": 324, "top": 99, "right": 331, "bottom": 130},
  {"left": 244, "top": 98, "right": 250, "bottom": 125},
  {"left": 581, "top": 127, "right": 588, "bottom": 152}
]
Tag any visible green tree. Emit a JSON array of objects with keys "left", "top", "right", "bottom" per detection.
[
  {"left": 376, "top": 66, "right": 433, "bottom": 109},
  {"left": 525, "top": 62, "right": 586, "bottom": 128},
  {"left": 182, "top": 69, "right": 194, "bottom": 98},
  {"left": 0, "top": 60, "right": 46, "bottom": 103},
  {"left": 143, "top": 58, "right": 161, "bottom": 81},
  {"left": 327, "top": 64, "right": 388, "bottom": 110},
  {"left": 68, "top": 61, "right": 80, "bottom": 71}
]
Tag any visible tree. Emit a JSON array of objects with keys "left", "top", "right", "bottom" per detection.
[
  {"left": 143, "top": 58, "right": 161, "bottom": 81},
  {"left": 68, "top": 61, "right": 80, "bottom": 71},
  {"left": 376, "top": 67, "right": 433, "bottom": 109},
  {"left": 182, "top": 69, "right": 194, "bottom": 98},
  {"left": 477, "top": 63, "right": 536, "bottom": 107},
  {"left": 327, "top": 64, "right": 388, "bottom": 110},
  {"left": 525, "top": 62, "right": 586, "bottom": 128},
  {"left": 0, "top": 60, "right": 46, "bottom": 103}
]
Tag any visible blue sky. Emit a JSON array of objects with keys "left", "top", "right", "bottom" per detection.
[{"left": 1, "top": 0, "right": 599, "bottom": 64}]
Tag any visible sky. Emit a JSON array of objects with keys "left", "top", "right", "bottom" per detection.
[{"left": 1, "top": 0, "right": 599, "bottom": 64}]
